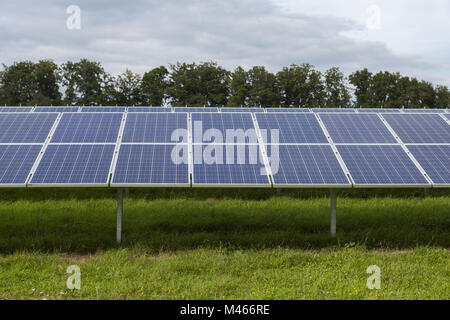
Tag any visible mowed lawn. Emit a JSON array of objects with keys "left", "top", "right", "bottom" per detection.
[{"left": 0, "top": 188, "right": 448, "bottom": 299}]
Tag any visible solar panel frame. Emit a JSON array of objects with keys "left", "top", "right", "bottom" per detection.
[
  {"left": 403, "top": 109, "right": 444, "bottom": 113},
  {"left": 127, "top": 107, "right": 173, "bottom": 113},
  {"left": 80, "top": 107, "right": 126, "bottom": 113},
  {"left": 357, "top": 108, "right": 401, "bottom": 113},
  {"left": 255, "top": 112, "right": 329, "bottom": 144},
  {"left": 406, "top": 144, "right": 450, "bottom": 187},
  {"left": 221, "top": 107, "right": 265, "bottom": 113},
  {"left": 28, "top": 143, "right": 116, "bottom": 187},
  {"left": 382, "top": 114, "right": 450, "bottom": 144},
  {"left": 50, "top": 112, "right": 124, "bottom": 143},
  {"left": 0, "top": 144, "right": 43, "bottom": 187},
  {"left": 268, "top": 144, "right": 352, "bottom": 188},
  {"left": 174, "top": 107, "right": 219, "bottom": 113},
  {"left": 34, "top": 107, "right": 80, "bottom": 113},
  {"left": 0, "top": 113, "right": 59, "bottom": 143},
  {"left": 0, "top": 107, "right": 33, "bottom": 112},
  {"left": 318, "top": 113, "right": 397, "bottom": 144},
  {"left": 313, "top": 108, "right": 357, "bottom": 113},
  {"left": 111, "top": 144, "right": 190, "bottom": 187},
  {"left": 336, "top": 144, "right": 430, "bottom": 187},
  {"left": 265, "top": 108, "right": 311, "bottom": 113}
]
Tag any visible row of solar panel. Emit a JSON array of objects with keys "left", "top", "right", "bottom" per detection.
[
  {"left": 1, "top": 107, "right": 449, "bottom": 113},
  {"left": 1, "top": 112, "right": 448, "bottom": 144},
  {"left": 0, "top": 112, "right": 448, "bottom": 187}
]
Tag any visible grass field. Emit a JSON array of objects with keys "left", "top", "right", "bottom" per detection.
[{"left": 0, "top": 188, "right": 448, "bottom": 299}]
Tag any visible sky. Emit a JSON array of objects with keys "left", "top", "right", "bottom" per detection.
[{"left": 0, "top": 0, "right": 449, "bottom": 86}]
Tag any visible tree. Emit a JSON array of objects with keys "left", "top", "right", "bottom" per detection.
[
  {"left": 227, "top": 66, "right": 249, "bottom": 107},
  {"left": 247, "top": 66, "right": 280, "bottom": 108},
  {"left": 114, "top": 69, "right": 143, "bottom": 106},
  {"left": 141, "top": 66, "right": 169, "bottom": 106},
  {"left": 60, "top": 59, "right": 111, "bottom": 105},
  {"left": 435, "top": 85, "right": 450, "bottom": 109},
  {"left": 323, "top": 67, "right": 350, "bottom": 108},
  {"left": 349, "top": 69, "right": 373, "bottom": 108}
]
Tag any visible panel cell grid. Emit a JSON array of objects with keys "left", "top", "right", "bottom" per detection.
[
  {"left": 191, "top": 113, "right": 257, "bottom": 144},
  {"left": 0, "top": 145, "right": 42, "bottom": 185},
  {"left": 127, "top": 107, "right": 172, "bottom": 113},
  {"left": 0, "top": 107, "right": 33, "bottom": 112},
  {"left": 407, "top": 145, "right": 450, "bottom": 185},
  {"left": 51, "top": 113, "right": 123, "bottom": 143},
  {"left": 80, "top": 107, "right": 126, "bottom": 112},
  {"left": 269, "top": 145, "right": 349, "bottom": 186},
  {"left": 30, "top": 144, "right": 115, "bottom": 185},
  {"left": 319, "top": 113, "right": 397, "bottom": 143},
  {"left": 112, "top": 144, "right": 189, "bottom": 185},
  {"left": 403, "top": 109, "right": 444, "bottom": 113},
  {"left": 358, "top": 108, "right": 401, "bottom": 113},
  {"left": 265, "top": 108, "right": 310, "bottom": 113},
  {"left": 122, "top": 113, "right": 188, "bottom": 143},
  {"left": 34, "top": 107, "right": 79, "bottom": 113},
  {"left": 383, "top": 114, "right": 450, "bottom": 143},
  {"left": 255, "top": 113, "right": 327, "bottom": 144},
  {"left": 337, "top": 145, "right": 429, "bottom": 186},
  {"left": 221, "top": 108, "right": 264, "bottom": 113},
  {"left": 193, "top": 144, "right": 269, "bottom": 185},
  {"left": 313, "top": 108, "right": 356, "bottom": 113},
  {"left": 174, "top": 107, "right": 218, "bottom": 113},
  {"left": 0, "top": 113, "right": 58, "bottom": 143}
]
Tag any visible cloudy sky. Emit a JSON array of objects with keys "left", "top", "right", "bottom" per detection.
[{"left": 1, "top": 0, "right": 449, "bottom": 85}]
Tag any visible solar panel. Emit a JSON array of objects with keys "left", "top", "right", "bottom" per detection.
[
  {"left": 403, "top": 109, "right": 444, "bottom": 113},
  {"left": 30, "top": 144, "right": 115, "bottom": 186},
  {"left": 255, "top": 113, "right": 327, "bottom": 143},
  {"left": 357, "top": 108, "right": 401, "bottom": 113},
  {"left": 221, "top": 108, "right": 264, "bottom": 113},
  {"left": 337, "top": 145, "right": 429, "bottom": 186},
  {"left": 0, "top": 145, "right": 42, "bottom": 186},
  {"left": 445, "top": 114, "right": 450, "bottom": 121},
  {"left": 265, "top": 108, "right": 310, "bottom": 112},
  {"left": 0, "top": 107, "right": 33, "bottom": 112},
  {"left": 269, "top": 145, "right": 350, "bottom": 186},
  {"left": 127, "top": 107, "right": 172, "bottom": 113},
  {"left": 0, "top": 113, "right": 58, "bottom": 143},
  {"left": 174, "top": 107, "right": 219, "bottom": 113},
  {"left": 193, "top": 144, "right": 269, "bottom": 186},
  {"left": 382, "top": 114, "right": 450, "bottom": 143},
  {"left": 34, "top": 107, "right": 79, "bottom": 113},
  {"left": 319, "top": 113, "right": 397, "bottom": 143},
  {"left": 191, "top": 113, "right": 257, "bottom": 144},
  {"left": 122, "top": 113, "right": 188, "bottom": 143},
  {"left": 51, "top": 113, "right": 123, "bottom": 143},
  {"left": 112, "top": 144, "right": 189, "bottom": 186},
  {"left": 407, "top": 145, "right": 450, "bottom": 186},
  {"left": 313, "top": 108, "right": 356, "bottom": 113},
  {"left": 80, "top": 107, "right": 126, "bottom": 112}
]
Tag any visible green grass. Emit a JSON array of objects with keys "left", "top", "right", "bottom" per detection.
[{"left": 0, "top": 188, "right": 448, "bottom": 299}]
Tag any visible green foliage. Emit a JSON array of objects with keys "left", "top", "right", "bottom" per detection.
[
  {"left": 141, "top": 66, "right": 169, "bottom": 106},
  {"left": 247, "top": 66, "right": 280, "bottom": 108}
]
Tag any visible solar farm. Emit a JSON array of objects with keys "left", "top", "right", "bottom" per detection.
[{"left": 0, "top": 106, "right": 449, "bottom": 299}]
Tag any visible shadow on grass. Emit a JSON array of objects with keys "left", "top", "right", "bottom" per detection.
[{"left": 0, "top": 194, "right": 448, "bottom": 254}]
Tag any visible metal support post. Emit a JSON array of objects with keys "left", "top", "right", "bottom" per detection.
[{"left": 330, "top": 189, "right": 337, "bottom": 237}]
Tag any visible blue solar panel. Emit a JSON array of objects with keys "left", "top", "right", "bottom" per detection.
[
  {"left": 0, "top": 113, "right": 58, "bottom": 143},
  {"left": 255, "top": 113, "right": 327, "bottom": 143},
  {"left": 191, "top": 113, "right": 257, "bottom": 144},
  {"left": 193, "top": 144, "right": 269, "bottom": 185},
  {"left": 383, "top": 114, "right": 450, "bottom": 143},
  {"left": 127, "top": 107, "right": 172, "bottom": 113},
  {"left": 407, "top": 145, "right": 450, "bottom": 185},
  {"left": 122, "top": 113, "right": 188, "bottom": 143},
  {"left": 0, "top": 107, "right": 33, "bottom": 112},
  {"left": 268, "top": 145, "right": 349, "bottom": 186},
  {"left": 319, "top": 113, "right": 397, "bottom": 143},
  {"left": 445, "top": 114, "right": 450, "bottom": 121},
  {"left": 313, "top": 108, "right": 356, "bottom": 113},
  {"left": 34, "top": 107, "right": 79, "bottom": 113},
  {"left": 30, "top": 144, "right": 115, "bottom": 185},
  {"left": 80, "top": 107, "right": 125, "bottom": 112},
  {"left": 221, "top": 108, "right": 264, "bottom": 113},
  {"left": 174, "top": 107, "right": 219, "bottom": 113},
  {"left": 51, "top": 113, "right": 123, "bottom": 143},
  {"left": 266, "top": 108, "right": 310, "bottom": 113},
  {"left": 337, "top": 145, "right": 429, "bottom": 186},
  {"left": 0, "top": 145, "right": 42, "bottom": 185},
  {"left": 358, "top": 108, "right": 401, "bottom": 113},
  {"left": 112, "top": 144, "right": 189, "bottom": 185},
  {"left": 403, "top": 109, "right": 444, "bottom": 113}
]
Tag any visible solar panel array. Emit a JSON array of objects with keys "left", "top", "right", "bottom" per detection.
[{"left": 0, "top": 107, "right": 448, "bottom": 188}]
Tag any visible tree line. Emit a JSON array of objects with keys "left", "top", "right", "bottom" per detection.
[{"left": 0, "top": 59, "right": 448, "bottom": 109}]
